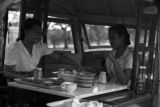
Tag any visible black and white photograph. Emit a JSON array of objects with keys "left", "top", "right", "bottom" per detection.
[{"left": 0, "top": 0, "right": 160, "bottom": 107}]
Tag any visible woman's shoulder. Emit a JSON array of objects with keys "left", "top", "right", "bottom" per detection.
[
  {"left": 7, "top": 41, "right": 21, "bottom": 50},
  {"left": 123, "top": 48, "right": 133, "bottom": 60},
  {"left": 126, "top": 48, "right": 133, "bottom": 56}
]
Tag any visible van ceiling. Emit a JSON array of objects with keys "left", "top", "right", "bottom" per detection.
[
  {"left": 49, "top": 0, "right": 138, "bottom": 18},
  {"left": 12, "top": 0, "right": 156, "bottom": 26},
  {"left": 47, "top": 0, "right": 140, "bottom": 25}
]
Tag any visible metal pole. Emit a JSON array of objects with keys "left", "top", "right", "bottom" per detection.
[{"left": 131, "top": 1, "right": 142, "bottom": 91}]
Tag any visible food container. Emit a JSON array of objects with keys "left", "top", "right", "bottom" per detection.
[
  {"left": 58, "top": 68, "right": 65, "bottom": 79},
  {"left": 61, "top": 73, "right": 77, "bottom": 82},
  {"left": 77, "top": 72, "right": 95, "bottom": 88},
  {"left": 33, "top": 68, "right": 43, "bottom": 80}
]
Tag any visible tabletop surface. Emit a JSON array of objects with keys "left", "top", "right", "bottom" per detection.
[{"left": 8, "top": 80, "right": 128, "bottom": 99}]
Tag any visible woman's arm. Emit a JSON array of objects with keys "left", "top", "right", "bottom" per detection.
[
  {"left": 4, "top": 65, "right": 34, "bottom": 80},
  {"left": 45, "top": 53, "right": 81, "bottom": 67},
  {"left": 109, "top": 54, "right": 132, "bottom": 85}
]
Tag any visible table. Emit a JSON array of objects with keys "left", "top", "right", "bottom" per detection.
[{"left": 8, "top": 82, "right": 128, "bottom": 99}]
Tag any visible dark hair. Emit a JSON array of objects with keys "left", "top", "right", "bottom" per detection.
[
  {"left": 109, "top": 24, "right": 131, "bottom": 46},
  {"left": 17, "top": 18, "right": 41, "bottom": 41}
]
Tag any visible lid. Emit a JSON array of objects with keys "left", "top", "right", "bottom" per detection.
[
  {"left": 101, "top": 71, "right": 106, "bottom": 74},
  {"left": 36, "top": 67, "right": 42, "bottom": 70}
]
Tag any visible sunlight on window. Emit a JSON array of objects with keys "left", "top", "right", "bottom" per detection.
[
  {"left": 6, "top": 11, "right": 20, "bottom": 48},
  {"left": 47, "top": 22, "right": 75, "bottom": 53}
]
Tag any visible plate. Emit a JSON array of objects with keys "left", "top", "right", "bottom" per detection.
[{"left": 43, "top": 80, "right": 54, "bottom": 84}]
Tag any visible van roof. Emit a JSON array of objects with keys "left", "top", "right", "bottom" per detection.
[{"left": 11, "top": 0, "right": 159, "bottom": 26}]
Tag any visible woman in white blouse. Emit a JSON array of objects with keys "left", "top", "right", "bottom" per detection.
[
  {"left": 4, "top": 18, "right": 78, "bottom": 79},
  {"left": 106, "top": 24, "right": 133, "bottom": 85}
]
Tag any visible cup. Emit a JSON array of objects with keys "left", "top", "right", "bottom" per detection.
[
  {"left": 81, "top": 101, "right": 99, "bottom": 107},
  {"left": 61, "top": 82, "right": 77, "bottom": 92},
  {"left": 33, "top": 68, "right": 43, "bottom": 80},
  {"left": 99, "top": 71, "right": 107, "bottom": 84}
]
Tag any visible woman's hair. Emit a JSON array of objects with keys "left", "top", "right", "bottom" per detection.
[
  {"left": 17, "top": 18, "right": 41, "bottom": 41},
  {"left": 108, "top": 24, "right": 131, "bottom": 46}
]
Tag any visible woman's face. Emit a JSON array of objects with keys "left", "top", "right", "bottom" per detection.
[
  {"left": 24, "top": 25, "right": 42, "bottom": 44},
  {"left": 109, "top": 30, "right": 125, "bottom": 49}
]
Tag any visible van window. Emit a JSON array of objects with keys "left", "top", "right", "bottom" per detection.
[
  {"left": 6, "top": 11, "right": 20, "bottom": 48},
  {"left": 6, "top": 11, "right": 33, "bottom": 49},
  {"left": 82, "top": 24, "right": 135, "bottom": 52},
  {"left": 47, "top": 22, "right": 75, "bottom": 53}
]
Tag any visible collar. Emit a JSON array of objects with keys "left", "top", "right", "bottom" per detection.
[{"left": 111, "top": 47, "right": 132, "bottom": 59}]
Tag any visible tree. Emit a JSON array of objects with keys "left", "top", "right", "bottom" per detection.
[
  {"left": 59, "top": 24, "right": 69, "bottom": 49},
  {"left": 47, "top": 23, "right": 72, "bottom": 49}
]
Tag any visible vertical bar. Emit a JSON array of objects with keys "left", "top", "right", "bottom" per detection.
[
  {"left": 82, "top": 23, "right": 91, "bottom": 49},
  {"left": 141, "top": 30, "right": 147, "bottom": 66},
  {"left": 144, "top": 30, "right": 147, "bottom": 46},
  {"left": 153, "top": 3, "right": 160, "bottom": 107},
  {"left": 19, "top": 0, "right": 26, "bottom": 39},
  {"left": 131, "top": 1, "right": 142, "bottom": 91},
  {"left": 41, "top": 0, "right": 49, "bottom": 72},
  {"left": 71, "top": 21, "right": 83, "bottom": 56},
  {"left": 148, "top": 15, "right": 157, "bottom": 74},
  {"left": 42, "top": 0, "right": 49, "bottom": 43},
  {"left": 2, "top": 10, "right": 8, "bottom": 70}
]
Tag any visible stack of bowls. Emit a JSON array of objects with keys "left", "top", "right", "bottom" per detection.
[{"left": 77, "top": 72, "right": 95, "bottom": 88}]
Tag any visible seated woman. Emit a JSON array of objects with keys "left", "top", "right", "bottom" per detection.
[
  {"left": 105, "top": 24, "right": 133, "bottom": 85},
  {"left": 4, "top": 18, "right": 79, "bottom": 80}
]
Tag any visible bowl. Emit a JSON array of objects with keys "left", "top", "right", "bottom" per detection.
[
  {"left": 61, "top": 74, "right": 77, "bottom": 82},
  {"left": 77, "top": 72, "right": 95, "bottom": 88}
]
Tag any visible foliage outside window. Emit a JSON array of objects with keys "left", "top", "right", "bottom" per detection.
[{"left": 47, "top": 22, "right": 75, "bottom": 53}]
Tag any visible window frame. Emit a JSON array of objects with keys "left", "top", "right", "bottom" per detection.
[{"left": 82, "top": 23, "right": 136, "bottom": 51}]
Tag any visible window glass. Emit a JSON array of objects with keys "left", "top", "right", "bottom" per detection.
[
  {"left": 127, "top": 28, "right": 135, "bottom": 47},
  {"left": 6, "top": 11, "right": 20, "bottom": 48},
  {"left": 6, "top": 11, "right": 35, "bottom": 49},
  {"left": 1, "top": 10, "right": 20, "bottom": 70},
  {"left": 47, "top": 22, "right": 75, "bottom": 53},
  {"left": 26, "top": 13, "right": 34, "bottom": 18},
  {"left": 85, "top": 24, "right": 109, "bottom": 47},
  {"left": 83, "top": 24, "right": 135, "bottom": 52}
]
